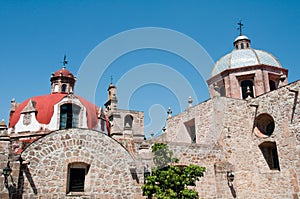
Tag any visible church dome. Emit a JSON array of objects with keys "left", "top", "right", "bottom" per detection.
[
  {"left": 9, "top": 94, "right": 99, "bottom": 129},
  {"left": 52, "top": 67, "right": 75, "bottom": 78},
  {"left": 211, "top": 35, "right": 282, "bottom": 77}
]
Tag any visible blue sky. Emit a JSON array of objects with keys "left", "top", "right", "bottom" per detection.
[{"left": 1, "top": 0, "right": 300, "bottom": 137}]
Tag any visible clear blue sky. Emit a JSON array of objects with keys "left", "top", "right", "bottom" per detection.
[{"left": 1, "top": 0, "right": 300, "bottom": 137}]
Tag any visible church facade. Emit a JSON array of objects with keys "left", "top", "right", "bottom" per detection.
[{"left": 0, "top": 31, "right": 299, "bottom": 199}]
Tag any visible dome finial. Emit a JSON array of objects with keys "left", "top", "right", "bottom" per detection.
[
  {"left": 62, "top": 54, "right": 68, "bottom": 69},
  {"left": 237, "top": 19, "right": 244, "bottom": 36}
]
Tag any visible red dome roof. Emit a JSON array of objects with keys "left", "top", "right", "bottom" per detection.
[
  {"left": 53, "top": 67, "right": 75, "bottom": 78},
  {"left": 9, "top": 94, "right": 98, "bottom": 129}
]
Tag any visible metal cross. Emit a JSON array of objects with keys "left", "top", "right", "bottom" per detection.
[{"left": 237, "top": 20, "right": 244, "bottom": 36}]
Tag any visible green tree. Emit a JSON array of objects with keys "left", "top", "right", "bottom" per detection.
[{"left": 142, "top": 143, "right": 206, "bottom": 199}]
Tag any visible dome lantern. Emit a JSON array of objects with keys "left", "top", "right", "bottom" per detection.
[
  {"left": 50, "top": 56, "right": 76, "bottom": 94},
  {"left": 233, "top": 35, "right": 251, "bottom": 50}
]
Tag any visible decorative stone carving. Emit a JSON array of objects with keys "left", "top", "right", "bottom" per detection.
[{"left": 23, "top": 113, "right": 32, "bottom": 126}]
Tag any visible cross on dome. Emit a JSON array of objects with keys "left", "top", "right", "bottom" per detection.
[{"left": 237, "top": 19, "right": 244, "bottom": 36}]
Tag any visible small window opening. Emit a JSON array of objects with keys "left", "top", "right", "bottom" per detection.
[
  {"left": 54, "top": 84, "right": 59, "bottom": 92},
  {"left": 60, "top": 104, "right": 81, "bottom": 129},
  {"left": 184, "top": 119, "right": 196, "bottom": 143},
  {"left": 220, "top": 85, "right": 226, "bottom": 97},
  {"left": 67, "top": 163, "right": 90, "bottom": 193},
  {"left": 130, "top": 168, "right": 139, "bottom": 184},
  {"left": 124, "top": 115, "right": 133, "bottom": 130},
  {"left": 241, "top": 80, "right": 254, "bottom": 99},
  {"left": 269, "top": 80, "right": 277, "bottom": 91},
  {"left": 241, "top": 43, "right": 244, "bottom": 49},
  {"left": 69, "top": 168, "right": 85, "bottom": 192},
  {"left": 246, "top": 43, "right": 249, "bottom": 48},
  {"left": 259, "top": 142, "right": 280, "bottom": 170},
  {"left": 235, "top": 45, "right": 238, "bottom": 49},
  {"left": 62, "top": 84, "right": 67, "bottom": 92}
]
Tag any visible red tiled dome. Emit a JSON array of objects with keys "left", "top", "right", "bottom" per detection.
[
  {"left": 9, "top": 94, "right": 98, "bottom": 129},
  {"left": 53, "top": 67, "right": 75, "bottom": 78}
]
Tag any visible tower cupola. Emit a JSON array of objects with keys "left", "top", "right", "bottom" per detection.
[
  {"left": 233, "top": 35, "right": 251, "bottom": 50},
  {"left": 50, "top": 56, "right": 76, "bottom": 94}
]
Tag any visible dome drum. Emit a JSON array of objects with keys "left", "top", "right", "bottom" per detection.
[{"left": 207, "top": 34, "right": 288, "bottom": 100}]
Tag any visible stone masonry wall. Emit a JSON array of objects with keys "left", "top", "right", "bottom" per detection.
[
  {"left": 18, "top": 129, "right": 143, "bottom": 199},
  {"left": 164, "top": 80, "right": 300, "bottom": 199}
]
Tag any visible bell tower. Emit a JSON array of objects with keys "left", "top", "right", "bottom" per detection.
[{"left": 105, "top": 82, "right": 118, "bottom": 112}]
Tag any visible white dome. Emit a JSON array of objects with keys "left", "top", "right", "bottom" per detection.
[
  {"left": 234, "top": 35, "right": 249, "bottom": 42},
  {"left": 211, "top": 48, "right": 282, "bottom": 77}
]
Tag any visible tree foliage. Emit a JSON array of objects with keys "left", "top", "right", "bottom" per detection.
[{"left": 142, "top": 143, "right": 206, "bottom": 199}]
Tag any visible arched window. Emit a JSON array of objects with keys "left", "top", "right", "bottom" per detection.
[
  {"left": 67, "top": 162, "right": 90, "bottom": 193},
  {"left": 269, "top": 80, "right": 277, "bottom": 91},
  {"left": 241, "top": 80, "right": 254, "bottom": 99},
  {"left": 241, "top": 43, "right": 244, "bottom": 49},
  {"left": 54, "top": 84, "right": 59, "bottom": 92},
  {"left": 124, "top": 115, "right": 133, "bottom": 129},
  {"left": 60, "top": 104, "right": 80, "bottom": 129},
  {"left": 62, "top": 84, "right": 67, "bottom": 93}
]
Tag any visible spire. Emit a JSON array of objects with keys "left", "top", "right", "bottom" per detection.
[
  {"left": 167, "top": 107, "right": 172, "bottom": 118},
  {"left": 0, "top": 119, "right": 7, "bottom": 128},
  {"left": 108, "top": 75, "right": 116, "bottom": 90},
  {"left": 105, "top": 79, "right": 118, "bottom": 111},
  {"left": 188, "top": 96, "right": 193, "bottom": 108},
  {"left": 10, "top": 97, "right": 18, "bottom": 112},
  {"left": 0, "top": 119, "right": 8, "bottom": 134}
]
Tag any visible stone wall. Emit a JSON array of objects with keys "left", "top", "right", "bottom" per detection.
[
  {"left": 14, "top": 129, "right": 144, "bottom": 199},
  {"left": 0, "top": 81, "right": 299, "bottom": 199},
  {"left": 0, "top": 135, "right": 10, "bottom": 199},
  {"left": 163, "top": 80, "right": 300, "bottom": 198}
]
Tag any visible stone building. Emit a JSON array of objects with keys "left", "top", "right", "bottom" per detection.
[
  {"left": 0, "top": 64, "right": 146, "bottom": 198},
  {"left": 156, "top": 33, "right": 300, "bottom": 198},
  {"left": 0, "top": 30, "right": 299, "bottom": 199}
]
